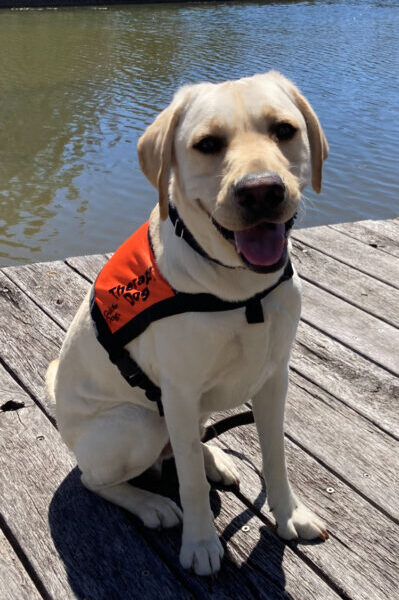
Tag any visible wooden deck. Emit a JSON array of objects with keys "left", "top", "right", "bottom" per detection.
[{"left": 1, "top": 218, "right": 398, "bottom": 600}]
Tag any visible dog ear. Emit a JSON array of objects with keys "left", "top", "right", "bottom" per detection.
[
  {"left": 292, "top": 88, "right": 329, "bottom": 193},
  {"left": 269, "top": 71, "right": 328, "bottom": 193},
  {"left": 137, "top": 95, "right": 186, "bottom": 221}
]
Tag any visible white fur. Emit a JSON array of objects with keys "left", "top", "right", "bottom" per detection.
[{"left": 51, "top": 72, "right": 328, "bottom": 576}]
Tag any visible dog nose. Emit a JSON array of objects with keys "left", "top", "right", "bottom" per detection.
[{"left": 235, "top": 173, "right": 285, "bottom": 212}]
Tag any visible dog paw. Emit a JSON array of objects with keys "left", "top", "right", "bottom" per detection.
[
  {"left": 272, "top": 501, "right": 329, "bottom": 541},
  {"left": 180, "top": 534, "right": 224, "bottom": 575},
  {"left": 137, "top": 494, "right": 183, "bottom": 529},
  {"left": 203, "top": 444, "right": 240, "bottom": 487}
]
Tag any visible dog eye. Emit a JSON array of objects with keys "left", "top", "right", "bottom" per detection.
[
  {"left": 272, "top": 123, "right": 297, "bottom": 141},
  {"left": 193, "top": 136, "right": 225, "bottom": 154}
]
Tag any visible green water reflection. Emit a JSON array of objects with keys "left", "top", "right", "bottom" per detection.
[{"left": 1, "top": 1, "right": 398, "bottom": 266}]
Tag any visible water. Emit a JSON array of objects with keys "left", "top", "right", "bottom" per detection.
[{"left": 0, "top": 0, "right": 398, "bottom": 266}]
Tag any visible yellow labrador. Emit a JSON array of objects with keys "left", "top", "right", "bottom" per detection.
[{"left": 48, "top": 71, "right": 329, "bottom": 576}]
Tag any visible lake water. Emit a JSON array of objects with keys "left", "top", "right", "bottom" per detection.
[{"left": 0, "top": 0, "right": 398, "bottom": 266}]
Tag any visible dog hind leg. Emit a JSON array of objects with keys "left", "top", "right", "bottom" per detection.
[{"left": 74, "top": 404, "right": 182, "bottom": 529}]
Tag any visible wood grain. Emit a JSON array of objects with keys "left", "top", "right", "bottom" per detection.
[
  {"left": 293, "top": 225, "right": 399, "bottom": 289},
  {"left": 6, "top": 258, "right": 398, "bottom": 440},
  {"left": 0, "top": 365, "right": 342, "bottom": 600},
  {"left": 143, "top": 484, "right": 341, "bottom": 600},
  {"left": 286, "top": 372, "right": 398, "bottom": 521},
  {"left": 330, "top": 219, "right": 399, "bottom": 259},
  {"left": 293, "top": 322, "right": 399, "bottom": 439},
  {"left": 65, "top": 254, "right": 108, "bottom": 283},
  {"left": 211, "top": 419, "right": 398, "bottom": 600},
  {"left": 0, "top": 529, "right": 42, "bottom": 600},
  {"left": 291, "top": 239, "right": 399, "bottom": 328},
  {"left": 3, "top": 260, "right": 91, "bottom": 331},
  {"left": 1, "top": 218, "right": 398, "bottom": 599},
  {"left": 0, "top": 272, "right": 64, "bottom": 417},
  {"left": 0, "top": 365, "right": 192, "bottom": 600},
  {"left": 300, "top": 279, "right": 399, "bottom": 375}
]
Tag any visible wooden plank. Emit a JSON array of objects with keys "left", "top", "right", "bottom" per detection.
[
  {"left": 330, "top": 219, "right": 399, "bottom": 259},
  {"left": 291, "top": 239, "right": 399, "bottom": 328},
  {"left": 300, "top": 279, "right": 399, "bottom": 376},
  {"left": 0, "top": 366, "right": 341, "bottom": 600},
  {"left": 65, "top": 254, "right": 108, "bottom": 283},
  {"left": 293, "top": 225, "right": 399, "bottom": 289},
  {"left": 0, "top": 272, "right": 64, "bottom": 417},
  {"left": 143, "top": 483, "right": 341, "bottom": 600},
  {"left": 2, "top": 248, "right": 397, "bottom": 596},
  {"left": 212, "top": 422, "right": 399, "bottom": 600},
  {"left": 3, "top": 260, "right": 91, "bottom": 331},
  {"left": 293, "top": 322, "right": 399, "bottom": 439},
  {"left": 2, "top": 255, "right": 396, "bottom": 508},
  {"left": 5, "top": 253, "right": 399, "bottom": 436},
  {"left": 2, "top": 253, "right": 397, "bottom": 510},
  {"left": 0, "top": 529, "right": 42, "bottom": 600},
  {"left": 0, "top": 365, "right": 192, "bottom": 600},
  {"left": 287, "top": 372, "right": 398, "bottom": 521},
  {"left": 0, "top": 267, "right": 342, "bottom": 598},
  {"left": 3, "top": 253, "right": 398, "bottom": 432},
  {"left": 5, "top": 263, "right": 398, "bottom": 468}
]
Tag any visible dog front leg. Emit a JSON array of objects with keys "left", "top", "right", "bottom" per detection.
[
  {"left": 252, "top": 365, "right": 328, "bottom": 541},
  {"left": 162, "top": 381, "right": 224, "bottom": 576}
]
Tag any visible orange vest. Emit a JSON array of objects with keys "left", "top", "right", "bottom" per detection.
[
  {"left": 93, "top": 221, "right": 175, "bottom": 338},
  {"left": 91, "top": 220, "right": 293, "bottom": 415}
]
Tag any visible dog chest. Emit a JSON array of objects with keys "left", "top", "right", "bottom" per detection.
[{"left": 130, "top": 296, "right": 296, "bottom": 411}]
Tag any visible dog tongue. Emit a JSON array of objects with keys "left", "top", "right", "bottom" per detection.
[{"left": 234, "top": 223, "right": 286, "bottom": 266}]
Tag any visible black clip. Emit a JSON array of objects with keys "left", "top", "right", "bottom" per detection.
[
  {"left": 245, "top": 298, "right": 264, "bottom": 324},
  {"left": 174, "top": 218, "right": 184, "bottom": 238}
]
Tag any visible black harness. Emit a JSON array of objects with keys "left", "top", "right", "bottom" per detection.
[{"left": 91, "top": 207, "right": 293, "bottom": 439}]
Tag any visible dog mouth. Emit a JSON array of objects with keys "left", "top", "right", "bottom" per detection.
[{"left": 212, "top": 215, "right": 296, "bottom": 273}]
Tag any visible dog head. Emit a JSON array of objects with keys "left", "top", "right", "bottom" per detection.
[{"left": 138, "top": 71, "right": 328, "bottom": 272}]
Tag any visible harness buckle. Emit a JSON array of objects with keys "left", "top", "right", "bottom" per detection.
[
  {"left": 174, "top": 218, "right": 184, "bottom": 238},
  {"left": 245, "top": 298, "right": 264, "bottom": 324}
]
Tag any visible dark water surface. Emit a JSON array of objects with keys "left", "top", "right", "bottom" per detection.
[{"left": 1, "top": 1, "right": 398, "bottom": 266}]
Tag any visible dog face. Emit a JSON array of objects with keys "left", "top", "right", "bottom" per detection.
[{"left": 138, "top": 71, "right": 328, "bottom": 272}]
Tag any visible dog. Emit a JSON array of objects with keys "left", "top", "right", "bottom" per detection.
[{"left": 47, "top": 71, "right": 329, "bottom": 576}]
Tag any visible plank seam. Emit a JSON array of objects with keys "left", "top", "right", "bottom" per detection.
[
  {"left": 121, "top": 518, "right": 203, "bottom": 599},
  {"left": 2, "top": 255, "right": 397, "bottom": 593},
  {"left": 292, "top": 235, "right": 399, "bottom": 291},
  {"left": 290, "top": 364, "right": 399, "bottom": 442},
  {"left": 64, "top": 257, "right": 99, "bottom": 283},
  {"left": 0, "top": 357, "right": 56, "bottom": 427},
  {"left": 137, "top": 519, "right": 267, "bottom": 600},
  {"left": 227, "top": 488, "right": 351, "bottom": 600},
  {"left": 1, "top": 269, "right": 68, "bottom": 333},
  {"left": 300, "top": 317, "right": 399, "bottom": 378},
  {"left": 1, "top": 367, "right": 200, "bottom": 598},
  {"left": 244, "top": 399, "right": 398, "bottom": 525},
  {"left": 328, "top": 224, "right": 399, "bottom": 260},
  {"left": 3, "top": 264, "right": 397, "bottom": 435},
  {"left": 296, "top": 272, "right": 398, "bottom": 330},
  {"left": 284, "top": 433, "right": 398, "bottom": 526},
  {"left": 0, "top": 357, "right": 200, "bottom": 597},
  {"left": 0, "top": 511, "right": 54, "bottom": 600}
]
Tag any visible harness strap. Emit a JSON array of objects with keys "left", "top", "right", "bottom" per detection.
[
  {"left": 109, "top": 348, "right": 164, "bottom": 416},
  {"left": 91, "top": 212, "right": 294, "bottom": 424},
  {"left": 105, "top": 259, "right": 293, "bottom": 418}
]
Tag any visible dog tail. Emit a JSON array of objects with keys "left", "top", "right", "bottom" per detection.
[{"left": 45, "top": 358, "right": 59, "bottom": 402}]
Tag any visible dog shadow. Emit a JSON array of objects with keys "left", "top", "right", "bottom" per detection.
[{"left": 49, "top": 460, "right": 292, "bottom": 600}]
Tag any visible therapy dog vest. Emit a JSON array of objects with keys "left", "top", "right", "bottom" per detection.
[{"left": 90, "top": 211, "right": 293, "bottom": 416}]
